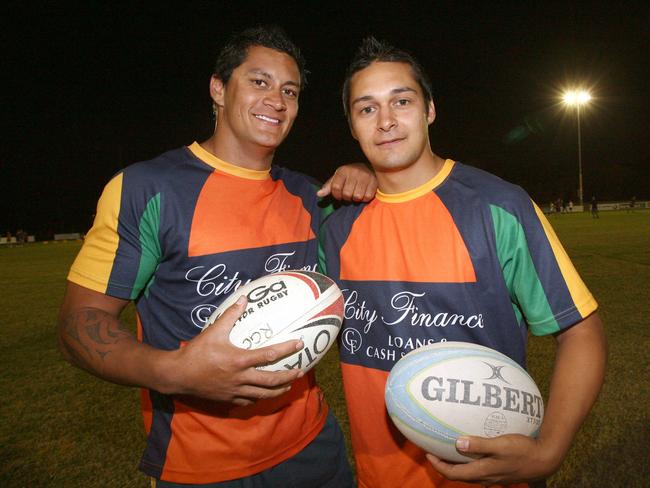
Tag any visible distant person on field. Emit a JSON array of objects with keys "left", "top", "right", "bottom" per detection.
[
  {"left": 319, "top": 36, "right": 607, "bottom": 488},
  {"left": 628, "top": 195, "right": 636, "bottom": 212},
  {"left": 57, "top": 25, "right": 377, "bottom": 487},
  {"left": 591, "top": 196, "right": 599, "bottom": 218},
  {"left": 568, "top": 200, "right": 573, "bottom": 212},
  {"left": 15, "top": 229, "right": 25, "bottom": 244}
]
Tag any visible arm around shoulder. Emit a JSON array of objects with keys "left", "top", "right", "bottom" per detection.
[{"left": 317, "top": 163, "right": 377, "bottom": 202}]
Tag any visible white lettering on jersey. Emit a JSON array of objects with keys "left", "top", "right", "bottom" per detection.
[{"left": 185, "top": 251, "right": 316, "bottom": 329}]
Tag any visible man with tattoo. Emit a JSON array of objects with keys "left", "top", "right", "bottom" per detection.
[{"left": 58, "top": 26, "right": 375, "bottom": 487}]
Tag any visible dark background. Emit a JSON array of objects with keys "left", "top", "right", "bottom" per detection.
[{"left": 2, "top": 1, "right": 649, "bottom": 238}]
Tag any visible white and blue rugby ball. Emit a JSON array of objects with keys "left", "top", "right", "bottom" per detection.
[{"left": 385, "top": 341, "right": 544, "bottom": 463}]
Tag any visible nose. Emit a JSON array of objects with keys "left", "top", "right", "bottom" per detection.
[
  {"left": 264, "top": 89, "right": 286, "bottom": 111},
  {"left": 377, "top": 107, "right": 396, "bottom": 132}
]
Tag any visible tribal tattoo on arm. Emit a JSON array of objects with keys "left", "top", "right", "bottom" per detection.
[{"left": 60, "top": 308, "right": 135, "bottom": 373}]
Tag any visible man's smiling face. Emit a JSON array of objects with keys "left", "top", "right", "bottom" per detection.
[{"left": 212, "top": 45, "right": 301, "bottom": 155}]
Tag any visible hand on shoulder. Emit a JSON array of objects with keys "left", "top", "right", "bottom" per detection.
[{"left": 317, "top": 163, "right": 377, "bottom": 202}]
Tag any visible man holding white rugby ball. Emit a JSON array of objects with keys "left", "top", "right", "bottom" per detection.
[
  {"left": 58, "top": 26, "right": 376, "bottom": 487},
  {"left": 319, "top": 37, "right": 607, "bottom": 487}
]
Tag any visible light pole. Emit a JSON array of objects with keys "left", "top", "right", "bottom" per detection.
[{"left": 563, "top": 90, "right": 591, "bottom": 209}]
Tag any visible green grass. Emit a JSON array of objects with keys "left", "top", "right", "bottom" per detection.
[
  {"left": 0, "top": 242, "right": 144, "bottom": 487},
  {"left": 1, "top": 210, "right": 649, "bottom": 487},
  {"left": 528, "top": 210, "right": 650, "bottom": 487}
]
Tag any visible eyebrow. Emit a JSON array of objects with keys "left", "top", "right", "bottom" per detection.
[
  {"left": 351, "top": 86, "right": 417, "bottom": 106},
  {"left": 247, "top": 68, "right": 301, "bottom": 89}
]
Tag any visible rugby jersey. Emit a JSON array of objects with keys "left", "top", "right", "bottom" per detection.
[
  {"left": 319, "top": 159, "right": 598, "bottom": 488},
  {"left": 68, "top": 142, "right": 329, "bottom": 483}
]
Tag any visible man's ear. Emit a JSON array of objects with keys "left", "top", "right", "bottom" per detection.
[
  {"left": 210, "top": 75, "right": 226, "bottom": 107},
  {"left": 427, "top": 100, "right": 436, "bottom": 125}
]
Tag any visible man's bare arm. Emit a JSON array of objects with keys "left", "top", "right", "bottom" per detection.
[
  {"left": 58, "top": 283, "right": 140, "bottom": 378},
  {"left": 58, "top": 282, "right": 303, "bottom": 405}
]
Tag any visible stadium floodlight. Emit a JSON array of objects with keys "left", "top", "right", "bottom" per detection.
[{"left": 563, "top": 89, "right": 592, "bottom": 208}]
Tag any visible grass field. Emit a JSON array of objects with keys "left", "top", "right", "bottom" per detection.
[{"left": 1, "top": 210, "right": 649, "bottom": 487}]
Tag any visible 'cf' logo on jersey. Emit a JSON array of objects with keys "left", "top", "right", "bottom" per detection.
[
  {"left": 341, "top": 328, "right": 362, "bottom": 354},
  {"left": 191, "top": 304, "right": 218, "bottom": 329}
]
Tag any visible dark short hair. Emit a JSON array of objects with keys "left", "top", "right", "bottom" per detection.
[
  {"left": 213, "top": 25, "right": 307, "bottom": 87},
  {"left": 342, "top": 36, "right": 433, "bottom": 119}
]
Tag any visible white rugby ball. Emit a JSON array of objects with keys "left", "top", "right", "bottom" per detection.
[
  {"left": 206, "top": 270, "right": 343, "bottom": 372},
  {"left": 385, "top": 341, "right": 544, "bottom": 463}
]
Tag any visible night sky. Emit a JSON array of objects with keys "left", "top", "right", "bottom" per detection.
[{"left": 2, "top": 1, "right": 649, "bottom": 237}]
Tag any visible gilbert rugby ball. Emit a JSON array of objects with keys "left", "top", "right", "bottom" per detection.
[
  {"left": 206, "top": 270, "right": 343, "bottom": 372},
  {"left": 385, "top": 341, "right": 544, "bottom": 463}
]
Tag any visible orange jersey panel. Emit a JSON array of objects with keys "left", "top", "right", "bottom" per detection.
[
  {"left": 339, "top": 192, "right": 476, "bottom": 283},
  {"left": 136, "top": 313, "right": 155, "bottom": 436},
  {"left": 161, "top": 375, "right": 326, "bottom": 483},
  {"left": 189, "top": 171, "right": 316, "bottom": 257}
]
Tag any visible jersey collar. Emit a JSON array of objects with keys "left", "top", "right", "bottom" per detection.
[
  {"left": 188, "top": 142, "right": 271, "bottom": 180},
  {"left": 376, "top": 159, "right": 455, "bottom": 203}
]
